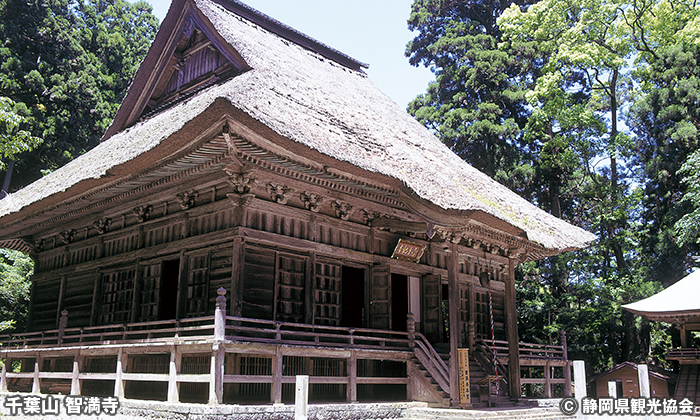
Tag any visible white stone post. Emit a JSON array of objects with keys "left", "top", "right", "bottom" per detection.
[
  {"left": 573, "top": 360, "right": 586, "bottom": 420},
  {"left": 638, "top": 364, "right": 651, "bottom": 397},
  {"left": 295, "top": 375, "right": 309, "bottom": 420}
]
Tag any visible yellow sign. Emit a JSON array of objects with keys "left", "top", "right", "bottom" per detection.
[
  {"left": 391, "top": 239, "right": 426, "bottom": 263},
  {"left": 458, "top": 348, "right": 471, "bottom": 406}
]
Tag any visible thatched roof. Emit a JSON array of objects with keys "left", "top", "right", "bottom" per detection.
[
  {"left": 0, "top": 0, "right": 596, "bottom": 254},
  {"left": 622, "top": 270, "right": 700, "bottom": 322}
]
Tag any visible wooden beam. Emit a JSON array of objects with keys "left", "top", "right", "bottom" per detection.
[
  {"left": 505, "top": 254, "right": 521, "bottom": 401},
  {"left": 371, "top": 217, "right": 427, "bottom": 233}
]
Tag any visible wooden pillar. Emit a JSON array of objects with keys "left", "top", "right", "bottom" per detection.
[
  {"left": 167, "top": 346, "right": 180, "bottom": 403},
  {"left": 468, "top": 285, "right": 476, "bottom": 349},
  {"left": 562, "top": 331, "right": 572, "bottom": 397},
  {"left": 680, "top": 325, "right": 688, "bottom": 348},
  {"left": 56, "top": 276, "right": 66, "bottom": 328},
  {"left": 130, "top": 259, "right": 143, "bottom": 323},
  {"left": 231, "top": 237, "right": 243, "bottom": 317},
  {"left": 448, "top": 241, "right": 460, "bottom": 407},
  {"left": 176, "top": 250, "right": 187, "bottom": 319},
  {"left": 272, "top": 347, "right": 283, "bottom": 405},
  {"left": 114, "top": 348, "right": 125, "bottom": 398},
  {"left": 32, "top": 354, "right": 42, "bottom": 394},
  {"left": 71, "top": 351, "right": 82, "bottom": 395},
  {"left": 347, "top": 353, "right": 357, "bottom": 403},
  {"left": 505, "top": 253, "right": 521, "bottom": 401}
]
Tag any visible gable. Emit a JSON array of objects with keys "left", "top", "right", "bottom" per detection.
[
  {"left": 140, "top": 11, "right": 248, "bottom": 120},
  {"left": 103, "top": 0, "right": 250, "bottom": 138}
]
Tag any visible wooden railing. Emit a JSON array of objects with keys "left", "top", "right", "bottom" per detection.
[
  {"left": 0, "top": 315, "right": 215, "bottom": 348},
  {"left": 667, "top": 348, "right": 700, "bottom": 359},
  {"left": 479, "top": 338, "right": 567, "bottom": 361},
  {"left": 222, "top": 316, "right": 415, "bottom": 351},
  {"left": 0, "top": 289, "right": 452, "bottom": 406}
]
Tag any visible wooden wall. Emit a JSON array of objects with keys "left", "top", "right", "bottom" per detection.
[{"left": 27, "top": 177, "right": 509, "bottom": 342}]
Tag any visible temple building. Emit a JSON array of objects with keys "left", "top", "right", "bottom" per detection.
[
  {"left": 623, "top": 270, "right": 700, "bottom": 405},
  {"left": 0, "top": 0, "right": 594, "bottom": 408}
]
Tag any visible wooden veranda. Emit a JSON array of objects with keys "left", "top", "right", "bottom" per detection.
[{"left": 0, "top": 288, "right": 571, "bottom": 407}]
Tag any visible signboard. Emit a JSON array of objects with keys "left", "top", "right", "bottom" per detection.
[
  {"left": 391, "top": 239, "right": 427, "bottom": 263},
  {"left": 458, "top": 348, "right": 471, "bottom": 406}
]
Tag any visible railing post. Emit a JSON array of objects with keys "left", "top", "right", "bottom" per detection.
[
  {"left": 210, "top": 287, "right": 226, "bottom": 405},
  {"left": 32, "top": 354, "right": 41, "bottom": 394},
  {"left": 209, "top": 343, "right": 224, "bottom": 405},
  {"left": 215, "top": 288, "right": 227, "bottom": 341},
  {"left": 70, "top": 351, "right": 82, "bottom": 395},
  {"left": 0, "top": 356, "right": 8, "bottom": 393},
  {"left": 275, "top": 322, "right": 282, "bottom": 341},
  {"left": 114, "top": 348, "right": 125, "bottom": 399},
  {"left": 272, "top": 347, "right": 283, "bottom": 405},
  {"left": 561, "top": 330, "right": 568, "bottom": 360},
  {"left": 407, "top": 313, "right": 415, "bottom": 348},
  {"left": 347, "top": 353, "right": 357, "bottom": 403},
  {"left": 167, "top": 346, "right": 180, "bottom": 403},
  {"left": 58, "top": 309, "right": 68, "bottom": 345}
]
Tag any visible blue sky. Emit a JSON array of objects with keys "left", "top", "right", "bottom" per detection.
[{"left": 144, "top": 0, "right": 435, "bottom": 109}]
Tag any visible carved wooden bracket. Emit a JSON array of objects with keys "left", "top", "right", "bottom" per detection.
[
  {"left": 176, "top": 190, "right": 199, "bottom": 210},
  {"left": 225, "top": 168, "right": 258, "bottom": 195},
  {"left": 93, "top": 218, "right": 112, "bottom": 235},
  {"left": 227, "top": 193, "right": 255, "bottom": 208},
  {"left": 266, "top": 183, "right": 294, "bottom": 205},
  {"left": 300, "top": 192, "right": 324, "bottom": 212},
  {"left": 331, "top": 201, "right": 354, "bottom": 221},
  {"left": 33, "top": 238, "right": 45, "bottom": 253},
  {"left": 133, "top": 205, "right": 153, "bottom": 223},
  {"left": 360, "top": 209, "right": 380, "bottom": 225},
  {"left": 59, "top": 229, "right": 75, "bottom": 244}
]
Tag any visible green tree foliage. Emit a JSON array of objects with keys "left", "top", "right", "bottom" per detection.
[
  {"left": 630, "top": 41, "right": 700, "bottom": 284},
  {"left": 405, "top": 0, "right": 537, "bottom": 191},
  {"left": 0, "top": 0, "right": 158, "bottom": 188},
  {"left": 0, "top": 97, "right": 42, "bottom": 169},
  {"left": 408, "top": 0, "right": 700, "bottom": 372},
  {"left": 0, "top": 249, "right": 33, "bottom": 332},
  {"left": 676, "top": 149, "right": 700, "bottom": 247}
]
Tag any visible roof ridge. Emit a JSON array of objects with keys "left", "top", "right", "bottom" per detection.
[{"left": 209, "top": 0, "right": 369, "bottom": 71}]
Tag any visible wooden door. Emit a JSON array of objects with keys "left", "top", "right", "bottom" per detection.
[
  {"left": 369, "top": 265, "right": 390, "bottom": 330},
  {"left": 421, "top": 274, "right": 442, "bottom": 342}
]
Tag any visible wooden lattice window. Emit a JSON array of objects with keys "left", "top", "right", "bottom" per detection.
[
  {"left": 475, "top": 291, "right": 490, "bottom": 339},
  {"left": 99, "top": 268, "right": 135, "bottom": 324},
  {"left": 314, "top": 263, "right": 341, "bottom": 326},
  {"left": 186, "top": 254, "right": 209, "bottom": 317},
  {"left": 276, "top": 255, "right": 306, "bottom": 323},
  {"left": 139, "top": 263, "right": 161, "bottom": 322}
]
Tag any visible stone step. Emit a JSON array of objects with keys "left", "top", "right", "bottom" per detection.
[{"left": 404, "top": 406, "right": 570, "bottom": 420}]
